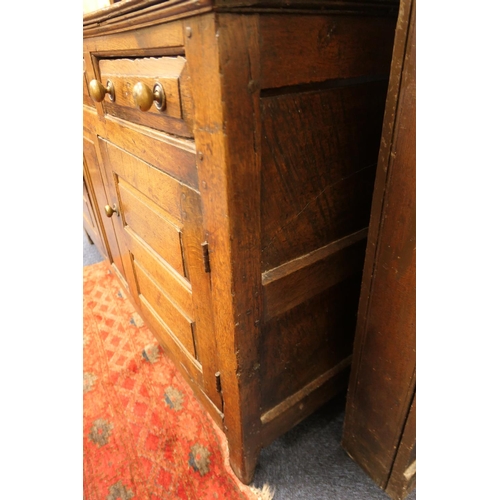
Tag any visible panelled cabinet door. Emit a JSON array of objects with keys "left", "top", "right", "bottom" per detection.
[
  {"left": 98, "top": 126, "right": 223, "bottom": 415},
  {"left": 83, "top": 168, "right": 104, "bottom": 256},
  {"left": 83, "top": 106, "right": 128, "bottom": 286}
]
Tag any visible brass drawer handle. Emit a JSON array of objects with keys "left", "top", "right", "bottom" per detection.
[
  {"left": 132, "top": 82, "right": 166, "bottom": 112},
  {"left": 104, "top": 204, "right": 118, "bottom": 218},
  {"left": 88, "top": 79, "right": 115, "bottom": 103}
]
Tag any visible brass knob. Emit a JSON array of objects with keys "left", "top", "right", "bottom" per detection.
[
  {"left": 132, "top": 82, "right": 166, "bottom": 112},
  {"left": 104, "top": 204, "right": 118, "bottom": 218},
  {"left": 89, "top": 79, "right": 115, "bottom": 103}
]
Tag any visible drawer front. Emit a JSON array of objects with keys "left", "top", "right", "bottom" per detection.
[
  {"left": 99, "top": 135, "right": 222, "bottom": 410},
  {"left": 96, "top": 56, "right": 193, "bottom": 138}
]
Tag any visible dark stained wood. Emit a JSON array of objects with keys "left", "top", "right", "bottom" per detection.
[
  {"left": 260, "top": 274, "right": 362, "bottom": 412},
  {"left": 260, "top": 81, "right": 387, "bottom": 271},
  {"left": 262, "top": 230, "right": 367, "bottom": 321},
  {"left": 261, "top": 356, "right": 351, "bottom": 426},
  {"left": 386, "top": 393, "right": 416, "bottom": 500},
  {"left": 215, "top": 0, "right": 397, "bottom": 11},
  {"left": 185, "top": 13, "right": 264, "bottom": 484},
  {"left": 84, "top": 0, "right": 398, "bottom": 37},
  {"left": 259, "top": 15, "right": 396, "bottom": 89},
  {"left": 84, "top": 4, "right": 397, "bottom": 484},
  {"left": 341, "top": 0, "right": 416, "bottom": 497},
  {"left": 260, "top": 360, "right": 351, "bottom": 448}
]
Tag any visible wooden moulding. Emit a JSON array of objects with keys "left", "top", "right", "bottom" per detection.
[
  {"left": 102, "top": 117, "right": 198, "bottom": 190},
  {"left": 135, "top": 261, "right": 197, "bottom": 358},
  {"left": 261, "top": 355, "right": 351, "bottom": 425},
  {"left": 118, "top": 180, "right": 186, "bottom": 277},
  {"left": 97, "top": 55, "right": 194, "bottom": 138},
  {"left": 84, "top": 0, "right": 212, "bottom": 37},
  {"left": 260, "top": 358, "right": 352, "bottom": 448},
  {"left": 262, "top": 229, "right": 368, "bottom": 321},
  {"left": 139, "top": 292, "right": 202, "bottom": 378},
  {"left": 83, "top": 20, "right": 184, "bottom": 53},
  {"left": 124, "top": 230, "right": 194, "bottom": 318},
  {"left": 83, "top": 0, "right": 399, "bottom": 38}
]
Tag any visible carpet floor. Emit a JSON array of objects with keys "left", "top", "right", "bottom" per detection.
[
  {"left": 84, "top": 231, "right": 416, "bottom": 499},
  {"left": 83, "top": 261, "right": 266, "bottom": 500}
]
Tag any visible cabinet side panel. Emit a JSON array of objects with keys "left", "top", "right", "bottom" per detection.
[
  {"left": 260, "top": 81, "right": 386, "bottom": 272},
  {"left": 257, "top": 13, "right": 396, "bottom": 443},
  {"left": 259, "top": 14, "right": 397, "bottom": 89},
  {"left": 260, "top": 274, "right": 361, "bottom": 413}
]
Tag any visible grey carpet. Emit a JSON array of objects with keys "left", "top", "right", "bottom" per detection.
[
  {"left": 83, "top": 230, "right": 416, "bottom": 499},
  {"left": 83, "top": 230, "right": 105, "bottom": 266}
]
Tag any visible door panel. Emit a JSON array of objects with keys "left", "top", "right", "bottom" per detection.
[
  {"left": 83, "top": 172, "right": 103, "bottom": 253},
  {"left": 98, "top": 133, "right": 222, "bottom": 411},
  {"left": 118, "top": 179, "right": 187, "bottom": 279}
]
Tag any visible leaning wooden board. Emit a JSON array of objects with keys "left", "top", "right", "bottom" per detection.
[
  {"left": 342, "top": 0, "right": 416, "bottom": 498},
  {"left": 83, "top": 0, "right": 398, "bottom": 483}
]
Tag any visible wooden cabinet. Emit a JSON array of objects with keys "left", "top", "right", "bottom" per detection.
[{"left": 83, "top": 0, "right": 398, "bottom": 484}]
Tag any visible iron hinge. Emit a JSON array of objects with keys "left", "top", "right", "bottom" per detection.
[
  {"left": 201, "top": 241, "right": 211, "bottom": 273},
  {"left": 215, "top": 371, "right": 222, "bottom": 393}
]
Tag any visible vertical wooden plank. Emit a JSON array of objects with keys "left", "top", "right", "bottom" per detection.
[
  {"left": 185, "top": 12, "right": 263, "bottom": 484},
  {"left": 179, "top": 185, "right": 224, "bottom": 412},
  {"left": 341, "top": 0, "right": 416, "bottom": 494},
  {"left": 83, "top": 160, "right": 107, "bottom": 259},
  {"left": 386, "top": 392, "right": 416, "bottom": 500}
]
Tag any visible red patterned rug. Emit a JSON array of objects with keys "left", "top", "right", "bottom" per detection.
[{"left": 83, "top": 261, "right": 271, "bottom": 500}]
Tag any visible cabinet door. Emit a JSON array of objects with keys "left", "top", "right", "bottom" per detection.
[
  {"left": 83, "top": 107, "right": 128, "bottom": 287},
  {"left": 98, "top": 127, "right": 222, "bottom": 416},
  {"left": 83, "top": 166, "right": 105, "bottom": 258}
]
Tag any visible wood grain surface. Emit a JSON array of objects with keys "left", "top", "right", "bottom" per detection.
[{"left": 342, "top": 0, "right": 416, "bottom": 497}]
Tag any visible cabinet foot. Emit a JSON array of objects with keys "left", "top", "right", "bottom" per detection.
[{"left": 228, "top": 444, "right": 260, "bottom": 485}]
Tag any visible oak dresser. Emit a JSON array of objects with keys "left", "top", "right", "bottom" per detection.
[{"left": 83, "top": 0, "right": 398, "bottom": 483}]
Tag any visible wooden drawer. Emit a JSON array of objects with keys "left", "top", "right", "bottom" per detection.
[{"left": 92, "top": 56, "right": 193, "bottom": 138}]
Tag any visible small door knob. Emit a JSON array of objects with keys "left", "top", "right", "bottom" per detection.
[
  {"left": 104, "top": 204, "right": 118, "bottom": 218},
  {"left": 132, "top": 82, "right": 166, "bottom": 111},
  {"left": 89, "top": 79, "right": 115, "bottom": 103}
]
